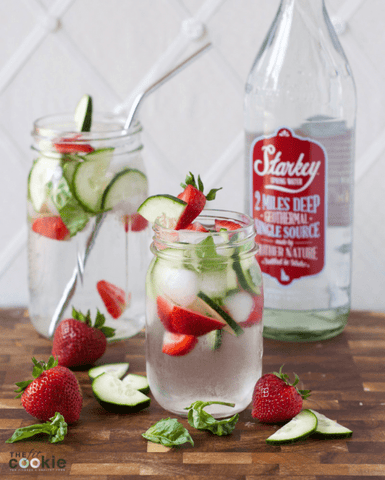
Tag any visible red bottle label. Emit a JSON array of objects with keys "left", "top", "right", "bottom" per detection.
[{"left": 251, "top": 128, "right": 326, "bottom": 286}]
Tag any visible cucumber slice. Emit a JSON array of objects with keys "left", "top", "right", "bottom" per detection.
[
  {"left": 137, "top": 194, "right": 187, "bottom": 224},
  {"left": 92, "top": 372, "right": 150, "bottom": 413},
  {"left": 232, "top": 255, "right": 262, "bottom": 295},
  {"left": 101, "top": 168, "right": 148, "bottom": 212},
  {"left": 72, "top": 149, "right": 114, "bottom": 213},
  {"left": 265, "top": 409, "right": 318, "bottom": 445},
  {"left": 88, "top": 362, "right": 129, "bottom": 381},
  {"left": 75, "top": 94, "right": 92, "bottom": 132},
  {"left": 197, "top": 291, "right": 244, "bottom": 337},
  {"left": 121, "top": 374, "right": 150, "bottom": 394},
  {"left": 206, "top": 329, "right": 222, "bottom": 350},
  {"left": 199, "top": 268, "right": 238, "bottom": 302},
  {"left": 28, "top": 156, "right": 61, "bottom": 212},
  {"left": 311, "top": 410, "right": 353, "bottom": 438}
]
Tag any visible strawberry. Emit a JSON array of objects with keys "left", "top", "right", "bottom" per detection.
[
  {"left": 54, "top": 135, "right": 94, "bottom": 154},
  {"left": 175, "top": 172, "right": 222, "bottom": 229},
  {"left": 123, "top": 213, "right": 148, "bottom": 233},
  {"left": 15, "top": 356, "right": 82, "bottom": 424},
  {"left": 251, "top": 366, "right": 311, "bottom": 423},
  {"left": 162, "top": 331, "right": 198, "bottom": 356},
  {"left": 97, "top": 280, "right": 128, "bottom": 319},
  {"left": 52, "top": 308, "right": 115, "bottom": 368},
  {"left": 215, "top": 219, "right": 242, "bottom": 231},
  {"left": 157, "top": 295, "right": 226, "bottom": 337},
  {"left": 185, "top": 221, "right": 209, "bottom": 232},
  {"left": 32, "top": 216, "right": 70, "bottom": 240}
]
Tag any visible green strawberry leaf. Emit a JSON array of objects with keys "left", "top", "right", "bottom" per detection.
[
  {"left": 185, "top": 401, "right": 239, "bottom": 436},
  {"left": 15, "top": 356, "right": 59, "bottom": 398},
  {"left": 180, "top": 172, "right": 222, "bottom": 201},
  {"left": 71, "top": 308, "right": 115, "bottom": 339},
  {"left": 142, "top": 418, "right": 194, "bottom": 447},
  {"left": 273, "top": 365, "right": 311, "bottom": 400},
  {"left": 6, "top": 412, "right": 67, "bottom": 444}
]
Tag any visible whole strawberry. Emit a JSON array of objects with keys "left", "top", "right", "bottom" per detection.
[
  {"left": 15, "top": 356, "right": 82, "bottom": 424},
  {"left": 52, "top": 308, "right": 115, "bottom": 368},
  {"left": 251, "top": 366, "right": 310, "bottom": 423}
]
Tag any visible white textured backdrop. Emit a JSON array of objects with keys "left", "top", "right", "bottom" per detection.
[{"left": 0, "top": 0, "right": 384, "bottom": 311}]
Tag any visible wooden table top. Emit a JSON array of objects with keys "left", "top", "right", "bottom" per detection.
[{"left": 0, "top": 308, "right": 384, "bottom": 479}]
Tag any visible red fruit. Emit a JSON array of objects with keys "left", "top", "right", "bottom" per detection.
[
  {"left": 52, "top": 309, "right": 115, "bottom": 368},
  {"left": 32, "top": 216, "right": 70, "bottom": 240},
  {"left": 251, "top": 366, "right": 311, "bottom": 423},
  {"left": 185, "top": 221, "right": 209, "bottom": 232},
  {"left": 54, "top": 135, "right": 94, "bottom": 154},
  {"left": 123, "top": 213, "right": 148, "bottom": 233},
  {"left": 176, "top": 184, "right": 206, "bottom": 229},
  {"left": 162, "top": 331, "right": 198, "bottom": 356},
  {"left": 157, "top": 295, "right": 226, "bottom": 337},
  {"left": 97, "top": 280, "right": 128, "bottom": 319},
  {"left": 215, "top": 219, "right": 242, "bottom": 231},
  {"left": 15, "top": 356, "right": 82, "bottom": 424},
  {"left": 175, "top": 172, "right": 222, "bottom": 229}
]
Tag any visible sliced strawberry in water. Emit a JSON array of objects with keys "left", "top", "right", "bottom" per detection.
[
  {"left": 162, "top": 331, "right": 198, "bottom": 356},
  {"left": 185, "top": 221, "right": 209, "bottom": 232},
  {"left": 123, "top": 213, "right": 148, "bottom": 233},
  {"left": 54, "top": 135, "right": 94, "bottom": 154},
  {"left": 156, "top": 296, "right": 226, "bottom": 337},
  {"left": 215, "top": 219, "right": 242, "bottom": 231},
  {"left": 32, "top": 216, "right": 70, "bottom": 241},
  {"left": 175, "top": 185, "right": 206, "bottom": 230},
  {"left": 97, "top": 280, "right": 128, "bottom": 319}
]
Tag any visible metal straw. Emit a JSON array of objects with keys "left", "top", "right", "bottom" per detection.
[{"left": 48, "top": 42, "right": 212, "bottom": 338}]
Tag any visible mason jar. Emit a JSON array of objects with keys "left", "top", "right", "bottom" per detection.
[
  {"left": 145, "top": 209, "right": 264, "bottom": 418},
  {"left": 28, "top": 113, "right": 150, "bottom": 340}
]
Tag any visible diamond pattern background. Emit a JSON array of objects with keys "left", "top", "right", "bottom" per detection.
[{"left": 0, "top": 0, "right": 384, "bottom": 311}]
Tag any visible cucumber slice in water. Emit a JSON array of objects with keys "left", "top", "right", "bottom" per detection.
[
  {"left": 28, "top": 156, "right": 61, "bottom": 212},
  {"left": 137, "top": 194, "right": 187, "bottom": 224},
  {"left": 72, "top": 149, "right": 114, "bottom": 213},
  {"left": 311, "top": 410, "right": 353, "bottom": 438},
  {"left": 232, "top": 255, "right": 262, "bottom": 295},
  {"left": 121, "top": 374, "right": 150, "bottom": 394},
  {"left": 88, "top": 362, "right": 129, "bottom": 381},
  {"left": 197, "top": 291, "right": 244, "bottom": 337},
  {"left": 92, "top": 372, "right": 150, "bottom": 413},
  {"left": 266, "top": 409, "right": 318, "bottom": 445},
  {"left": 101, "top": 168, "right": 148, "bottom": 212},
  {"left": 75, "top": 94, "right": 93, "bottom": 132}
]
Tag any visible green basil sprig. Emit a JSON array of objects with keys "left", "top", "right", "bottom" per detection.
[
  {"left": 185, "top": 401, "right": 239, "bottom": 436},
  {"left": 6, "top": 412, "right": 67, "bottom": 444},
  {"left": 142, "top": 418, "right": 194, "bottom": 447}
]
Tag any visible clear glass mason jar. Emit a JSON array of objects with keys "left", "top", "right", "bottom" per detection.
[
  {"left": 145, "top": 209, "right": 264, "bottom": 418},
  {"left": 28, "top": 113, "right": 150, "bottom": 340}
]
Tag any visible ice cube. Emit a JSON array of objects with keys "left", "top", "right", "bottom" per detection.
[{"left": 161, "top": 268, "right": 199, "bottom": 307}]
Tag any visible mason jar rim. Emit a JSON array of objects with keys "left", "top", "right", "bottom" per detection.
[
  {"left": 32, "top": 112, "right": 142, "bottom": 141},
  {"left": 151, "top": 208, "right": 258, "bottom": 257}
]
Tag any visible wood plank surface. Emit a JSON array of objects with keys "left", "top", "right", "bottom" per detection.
[{"left": 0, "top": 308, "right": 384, "bottom": 479}]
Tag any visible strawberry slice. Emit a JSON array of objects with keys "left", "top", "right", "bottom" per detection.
[
  {"left": 123, "top": 213, "right": 148, "bottom": 233},
  {"left": 215, "top": 219, "right": 242, "bottom": 231},
  {"left": 175, "top": 173, "right": 222, "bottom": 230},
  {"left": 185, "top": 221, "right": 209, "bottom": 232},
  {"left": 97, "top": 280, "right": 128, "bottom": 319},
  {"left": 157, "top": 296, "right": 226, "bottom": 336},
  {"left": 54, "top": 135, "right": 94, "bottom": 154},
  {"left": 162, "top": 331, "right": 198, "bottom": 356},
  {"left": 32, "top": 216, "right": 70, "bottom": 241}
]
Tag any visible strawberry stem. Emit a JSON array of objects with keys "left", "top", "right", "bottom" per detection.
[
  {"left": 181, "top": 172, "right": 222, "bottom": 201},
  {"left": 273, "top": 365, "right": 311, "bottom": 400},
  {"left": 14, "top": 356, "right": 59, "bottom": 398}
]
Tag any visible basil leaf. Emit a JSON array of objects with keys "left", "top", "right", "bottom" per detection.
[
  {"left": 5, "top": 412, "right": 67, "bottom": 444},
  {"left": 185, "top": 401, "right": 239, "bottom": 436},
  {"left": 142, "top": 418, "right": 194, "bottom": 447}
]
